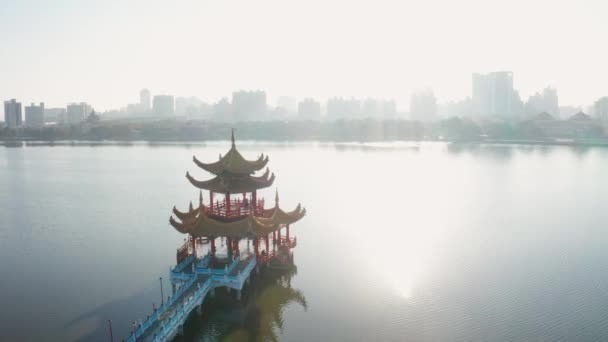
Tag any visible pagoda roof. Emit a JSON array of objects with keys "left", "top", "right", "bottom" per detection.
[
  {"left": 169, "top": 192, "right": 305, "bottom": 238},
  {"left": 193, "top": 130, "right": 269, "bottom": 176},
  {"left": 185, "top": 167, "right": 275, "bottom": 193}
]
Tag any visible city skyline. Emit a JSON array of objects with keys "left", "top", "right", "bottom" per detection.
[{"left": 1, "top": 0, "right": 607, "bottom": 111}]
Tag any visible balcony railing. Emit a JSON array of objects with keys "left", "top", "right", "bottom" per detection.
[{"left": 205, "top": 198, "right": 265, "bottom": 219}]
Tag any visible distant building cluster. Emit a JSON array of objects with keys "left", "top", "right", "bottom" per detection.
[
  {"left": 3, "top": 98, "right": 93, "bottom": 129},
  {"left": 4, "top": 72, "right": 608, "bottom": 130}
]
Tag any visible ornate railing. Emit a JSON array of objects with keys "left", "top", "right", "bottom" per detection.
[{"left": 205, "top": 199, "right": 265, "bottom": 218}]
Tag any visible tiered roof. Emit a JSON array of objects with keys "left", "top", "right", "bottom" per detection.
[
  {"left": 170, "top": 191, "right": 306, "bottom": 238},
  {"left": 169, "top": 131, "right": 306, "bottom": 238},
  {"left": 186, "top": 130, "right": 273, "bottom": 193}
]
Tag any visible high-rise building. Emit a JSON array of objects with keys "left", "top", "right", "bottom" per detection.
[
  {"left": 525, "top": 87, "right": 559, "bottom": 118},
  {"left": 4, "top": 99, "right": 23, "bottom": 128},
  {"left": 232, "top": 90, "right": 267, "bottom": 121},
  {"left": 140, "top": 89, "right": 151, "bottom": 111},
  {"left": 327, "top": 98, "right": 362, "bottom": 120},
  {"left": 410, "top": 90, "right": 437, "bottom": 122},
  {"left": 213, "top": 98, "right": 232, "bottom": 122},
  {"left": 277, "top": 96, "right": 297, "bottom": 116},
  {"left": 472, "top": 71, "right": 516, "bottom": 117},
  {"left": 153, "top": 95, "right": 175, "bottom": 116},
  {"left": 25, "top": 102, "right": 45, "bottom": 128},
  {"left": 45, "top": 108, "right": 66, "bottom": 123},
  {"left": 298, "top": 98, "right": 322, "bottom": 120},
  {"left": 595, "top": 97, "right": 608, "bottom": 123},
  {"left": 66, "top": 102, "right": 92, "bottom": 125}
]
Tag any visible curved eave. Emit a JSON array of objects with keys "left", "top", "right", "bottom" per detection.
[
  {"left": 193, "top": 148, "right": 269, "bottom": 176},
  {"left": 170, "top": 212, "right": 279, "bottom": 238},
  {"left": 258, "top": 203, "right": 307, "bottom": 226},
  {"left": 185, "top": 171, "right": 275, "bottom": 193},
  {"left": 172, "top": 204, "right": 203, "bottom": 221}
]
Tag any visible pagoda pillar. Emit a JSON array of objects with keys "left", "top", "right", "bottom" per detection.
[
  {"left": 233, "top": 239, "right": 240, "bottom": 256},
  {"left": 191, "top": 234, "right": 196, "bottom": 258},
  {"left": 227, "top": 237, "right": 233, "bottom": 256},
  {"left": 209, "top": 191, "right": 214, "bottom": 211},
  {"left": 210, "top": 237, "right": 216, "bottom": 255},
  {"left": 286, "top": 225, "right": 290, "bottom": 241},
  {"left": 226, "top": 192, "right": 231, "bottom": 216},
  {"left": 252, "top": 191, "right": 257, "bottom": 214},
  {"left": 254, "top": 238, "right": 259, "bottom": 259},
  {"left": 264, "top": 234, "right": 270, "bottom": 254}
]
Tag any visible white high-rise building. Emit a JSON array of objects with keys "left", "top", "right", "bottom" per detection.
[
  {"left": 4, "top": 99, "right": 22, "bottom": 128},
  {"left": 66, "top": 102, "right": 92, "bottom": 124},
  {"left": 472, "top": 71, "right": 516, "bottom": 117},
  {"left": 140, "top": 89, "right": 151, "bottom": 111},
  {"left": 410, "top": 90, "right": 437, "bottom": 122},
  {"left": 25, "top": 102, "right": 45, "bottom": 128},
  {"left": 153, "top": 95, "right": 175, "bottom": 116},
  {"left": 298, "top": 98, "right": 321, "bottom": 120},
  {"left": 595, "top": 97, "right": 608, "bottom": 123}
]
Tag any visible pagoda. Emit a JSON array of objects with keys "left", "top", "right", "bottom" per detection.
[{"left": 169, "top": 130, "right": 306, "bottom": 266}]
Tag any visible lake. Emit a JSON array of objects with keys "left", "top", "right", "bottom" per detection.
[{"left": 2, "top": 141, "right": 608, "bottom": 341}]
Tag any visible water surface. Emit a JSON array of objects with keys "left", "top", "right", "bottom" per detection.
[{"left": 2, "top": 142, "right": 608, "bottom": 341}]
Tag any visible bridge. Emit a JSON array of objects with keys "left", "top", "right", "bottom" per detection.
[{"left": 125, "top": 253, "right": 259, "bottom": 342}]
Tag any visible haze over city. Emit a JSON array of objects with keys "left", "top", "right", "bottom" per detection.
[{"left": 1, "top": 0, "right": 607, "bottom": 111}]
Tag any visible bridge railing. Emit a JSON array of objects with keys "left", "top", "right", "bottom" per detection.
[
  {"left": 150, "top": 276, "right": 213, "bottom": 342},
  {"left": 126, "top": 275, "right": 199, "bottom": 342},
  {"left": 172, "top": 254, "right": 194, "bottom": 274},
  {"left": 213, "top": 255, "right": 257, "bottom": 288},
  {"left": 196, "top": 255, "right": 240, "bottom": 275}
]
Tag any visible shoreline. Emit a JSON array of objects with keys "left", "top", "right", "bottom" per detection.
[{"left": 3, "top": 138, "right": 608, "bottom": 148}]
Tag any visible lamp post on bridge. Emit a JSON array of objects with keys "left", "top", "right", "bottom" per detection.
[{"left": 160, "top": 277, "right": 164, "bottom": 306}]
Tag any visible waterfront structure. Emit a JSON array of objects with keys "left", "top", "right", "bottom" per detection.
[
  {"left": 4, "top": 99, "right": 22, "bottom": 128},
  {"left": 25, "top": 102, "right": 45, "bottom": 128},
  {"left": 66, "top": 102, "right": 92, "bottom": 125},
  {"left": 125, "top": 131, "right": 305, "bottom": 341},
  {"left": 153, "top": 95, "right": 175, "bottom": 116}
]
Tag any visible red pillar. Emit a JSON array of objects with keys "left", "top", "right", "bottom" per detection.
[
  {"left": 252, "top": 191, "right": 257, "bottom": 214},
  {"left": 286, "top": 225, "right": 290, "bottom": 241},
  {"left": 210, "top": 237, "right": 216, "bottom": 255},
  {"left": 209, "top": 191, "right": 214, "bottom": 211},
  {"left": 225, "top": 192, "right": 231, "bottom": 216},
  {"left": 254, "top": 238, "right": 259, "bottom": 258},
  {"left": 264, "top": 234, "right": 270, "bottom": 254},
  {"left": 227, "top": 237, "right": 233, "bottom": 256},
  {"left": 191, "top": 234, "right": 196, "bottom": 258},
  {"left": 233, "top": 239, "right": 240, "bottom": 256}
]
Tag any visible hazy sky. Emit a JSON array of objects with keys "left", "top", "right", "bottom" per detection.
[{"left": 1, "top": 0, "right": 606, "bottom": 110}]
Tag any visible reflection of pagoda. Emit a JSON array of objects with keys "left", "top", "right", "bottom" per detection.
[{"left": 169, "top": 129, "right": 306, "bottom": 267}]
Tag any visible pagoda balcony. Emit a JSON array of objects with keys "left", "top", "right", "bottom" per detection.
[{"left": 205, "top": 198, "right": 266, "bottom": 219}]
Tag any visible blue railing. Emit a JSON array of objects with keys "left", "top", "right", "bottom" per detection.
[
  {"left": 126, "top": 255, "right": 258, "bottom": 341},
  {"left": 171, "top": 254, "right": 194, "bottom": 273},
  {"left": 150, "top": 276, "right": 213, "bottom": 342}
]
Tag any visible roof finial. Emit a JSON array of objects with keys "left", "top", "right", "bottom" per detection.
[
  {"left": 231, "top": 128, "right": 235, "bottom": 147},
  {"left": 275, "top": 188, "right": 279, "bottom": 204}
]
